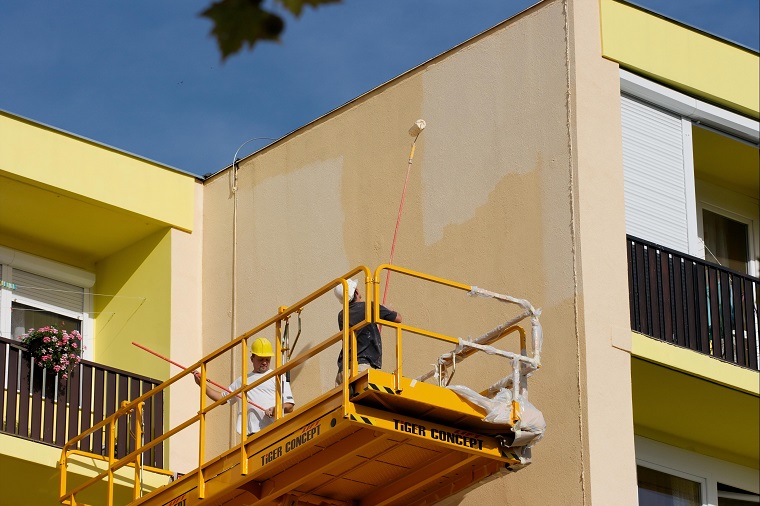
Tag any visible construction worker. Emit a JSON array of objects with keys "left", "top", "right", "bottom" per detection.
[
  {"left": 334, "top": 279, "right": 402, "bottom": 385},
  {"left": 193, "top": 337, "right": 294, "bottom": 435}
]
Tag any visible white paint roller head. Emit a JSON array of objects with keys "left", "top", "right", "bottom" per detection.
[{"left": 408, "top": 119, "right": 426, "bottom": 137}]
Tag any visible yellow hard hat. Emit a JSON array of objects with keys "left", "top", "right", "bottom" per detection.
[{"left": 250, "top": 337, "right": 274, "bottom": 357}]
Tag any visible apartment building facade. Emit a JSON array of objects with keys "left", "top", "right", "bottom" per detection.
[{"left": 1, "top": 0, "right": 757, "bottom": 505}]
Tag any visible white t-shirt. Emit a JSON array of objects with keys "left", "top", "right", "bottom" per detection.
[{"left": 228, "top": 371, "right": 294, "bottom": 434}]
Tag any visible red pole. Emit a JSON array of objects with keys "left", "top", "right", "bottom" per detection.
[
  {"left": 382, "top": 127, "right": 424, "bottom": 307},
  {"left": 379, "top": 129, "right": 423, "bottom": 331},
  {"left": 132, "top": 341, "right": 265, "bottom": 412},
  {"left": 381, "top": 152, "right": 414, "bottom": 306}
]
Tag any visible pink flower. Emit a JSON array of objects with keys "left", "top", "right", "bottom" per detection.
[
  {"left": 62, "top": 373, "right": 68, "bottom": 380},
  {"left": 70, "top": 353, "right": 76, "bottom": 359},
  {"left": 43, "top": 336, "right": 51, "bottom": 343},
  {"left": 53, "top": 365, "right": 60, "bottom": 372},
  {"left": 72, "top": 343, "right": 77, "bottom": 349}
]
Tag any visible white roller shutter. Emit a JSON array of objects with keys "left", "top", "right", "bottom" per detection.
[
  {"left": 12, "top": 269, "right": 84, "bottom": 313},
  {"left": 621, "top": 94, "right": 692, "bottom": 254}
]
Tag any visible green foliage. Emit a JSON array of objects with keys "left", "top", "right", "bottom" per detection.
[{"left": 201, "top": 0, "right": 341, "bottom": 60}]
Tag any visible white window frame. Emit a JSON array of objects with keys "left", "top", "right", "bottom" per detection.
[
  {"left": 636, "top": 435, "right": 760, "bottom": 505},
  {"left": 696, "top": 179, "right": 760, "bottom": 277},
  {"left": 637, "top": 458, "right": 708, "bottom": 505},
  {"left": 682, "top": 116, "right": 701, "bottom": 257},
  {"left": 620, "top": 70, "right": 760, "bottom": 145},
  {"left": 0, "top": 247, "right": 94, "bottom": 360}
]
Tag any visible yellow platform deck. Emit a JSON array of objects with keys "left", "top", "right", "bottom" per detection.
[{"left": 139, "top": 369, "right": 520, "bottom": 506}]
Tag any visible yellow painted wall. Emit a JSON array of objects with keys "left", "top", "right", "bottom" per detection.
[
  {"left": 632, "top": 332, "right": 759, "bottom": 395},
  {"left": 600, "top": 0, "right": 760, "bottom": 118},
  {"left": 631, "top": 333, "right": 759, "bottom": 468},
  {"left": 94, "top": 229, "right": 172, "bottom": 381},
  {"left": 632, "top": 356, "right": 760, "bottom": 468},
  {"left": 0, "top": 435, "right": 171, "bottom": 506},
  {"left": 0, "top": 110, "right": 196, "bottom": 231}
]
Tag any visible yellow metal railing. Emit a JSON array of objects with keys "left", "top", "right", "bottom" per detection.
[
  {"left": 372, "top": 264, "right": 472, "bottom": 391},
  {"left": 58, "top": 265, "right": 539, "bottom": 505},
  {"left": 58, "top": 266, "right": 372, "bottom": 505},
  {"left": 372, "top": 265, "right": 541, "bottom": 425}
]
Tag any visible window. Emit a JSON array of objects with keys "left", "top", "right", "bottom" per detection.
[
  {"left": 637, "top": 465, "right": 702, "bottom": 506},
  {"left": 696, "top": 181, "right": 758, "bottom": 277},
  {"left": 11, "top": 302, "right": 82, "bottom": 341},
  {"left": 0, "top": 248, "right": 94, "bottom": 359},
  {"left": 702, "top": 209, "right": 750, "bottom": 274},
  {"left": 718, "top": 483, "right": 760, "bottom": 505},
  {"left": 636, "top": 436, "right": 760, "bottom": 506}
]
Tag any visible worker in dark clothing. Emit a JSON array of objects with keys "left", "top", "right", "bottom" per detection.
[{"left": 334, "top": 278, "right": 402, "bottom": 385}]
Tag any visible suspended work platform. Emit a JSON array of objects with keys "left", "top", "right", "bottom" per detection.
[{"left": 59, "top": 265, "right": 545, "bottom": 506}]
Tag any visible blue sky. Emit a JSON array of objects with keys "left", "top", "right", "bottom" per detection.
[{"left": 1, "top": 1, "right": 757, "bottom": 176}]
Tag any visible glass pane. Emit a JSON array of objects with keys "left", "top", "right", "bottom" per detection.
[
  {"left": 718, "top": 482, "right": 760, "bottom": 505},
  {"left": 637, "top": 465, "right": 701, "bottom": 506},
  {"left": 718, "top": 498, "right": 757, "bottom": 506},
  {"left": 703, "top": 209, "right": 749, "bottom": 274},
  {"left": 11, "top": 301, "right": 82, "bottom": 340}
]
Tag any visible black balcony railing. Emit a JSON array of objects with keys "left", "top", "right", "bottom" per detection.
[
  {"left": 0, "top": 336, "right": 164, "bottom": 467},
  {"left": 627, "top": 235, "right": 759, "bottom": 371}
]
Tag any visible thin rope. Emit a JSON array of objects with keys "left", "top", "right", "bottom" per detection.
[
  {"left": 11, "top": 308, "right": 115, "bottom": 315},
  {"left": 9, "top": 285, "right": 145, "bottom": 299}
]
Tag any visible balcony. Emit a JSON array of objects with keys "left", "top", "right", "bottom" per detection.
[
  {"left": 0, "top": 336, "right": 164, "bottom": 466},
  {"left": 627, "top": 235, "right": 759, "bottom": 371}
]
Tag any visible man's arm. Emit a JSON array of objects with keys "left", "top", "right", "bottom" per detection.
[
  {"left": 379, "top": 305, "right": 402, "bottom": 323},
  {"left": 193, "top": 372, "right": 229, "bottom": 404}
]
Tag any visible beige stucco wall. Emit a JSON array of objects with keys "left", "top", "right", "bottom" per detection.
[
  {"left": 169, "top": 182, "right": 205, "bottom": 471},
  {"left": 200, "top": 0, "right": 636, "bottom": 504},
  {"left": 567, "top": 0, "right": 638, "bottom": 503}
]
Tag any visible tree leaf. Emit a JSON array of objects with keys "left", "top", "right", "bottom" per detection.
[
  {"left": 201, "top": 0, "right": 342, "bottom": 59},
  {"left": 201, "top": 0, "right": 285, "bottom": 61},
  {"left": 279, "top": 0, "right": 341, "bottom": 17}
]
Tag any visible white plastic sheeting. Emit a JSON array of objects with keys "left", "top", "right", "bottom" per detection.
[
  {"left": 447, "top": 385, "right": 546, "bottom": 448},
  {"left": 416, "top": 285, "right": 546, "bottom": 452}
]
